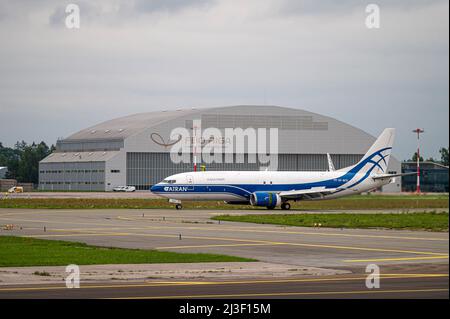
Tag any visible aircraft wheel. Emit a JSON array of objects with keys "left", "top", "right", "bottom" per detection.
[
  {"left": 281, "top": 202, "right": 291, "bottom": 210},
  {"left": 175, "top": 204, "right": 183, "bottom": 210}
]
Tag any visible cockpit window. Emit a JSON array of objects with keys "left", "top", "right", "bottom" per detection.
[{"left": 161, "top": 179, "right": 176, "bottom": 184}]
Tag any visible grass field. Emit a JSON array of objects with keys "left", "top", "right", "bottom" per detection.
[
  {"left": 0, "top": 195, "right": 448, "bottom": 210},
  {"left": 0, "top": 236, "right": 254, "bottom": 267},
  {"left": 212, "top": 212, "right": 449, "bottom": 231}
]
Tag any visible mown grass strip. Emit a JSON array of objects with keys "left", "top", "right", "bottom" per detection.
[
  {"left": 0, "top": 195, "right": 448, "bottom": 210},
  {"left": 0, "top": 236, "right": 254, "bottom": 267},
  {"left": 212, "top": 212, "right": 449, "bottom": 232}
]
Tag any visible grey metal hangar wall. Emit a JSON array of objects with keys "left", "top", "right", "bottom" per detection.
[{"left": 39, "top": 105, "right": 402, "bottom": 192}]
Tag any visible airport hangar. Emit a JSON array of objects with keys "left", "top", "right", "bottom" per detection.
[{"left": 38, "top": 105, "right": 401, "bottom": 192}]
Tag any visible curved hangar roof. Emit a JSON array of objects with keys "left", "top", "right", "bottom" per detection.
[
  {"left": 58, "top": 105, "right": 396, "bottom": 157},
  {"left": 64, "top": 105, "right": 372, "bottom": 141},
  {"left": 65, "top": 108, "right": 203, "bottom": 141}
]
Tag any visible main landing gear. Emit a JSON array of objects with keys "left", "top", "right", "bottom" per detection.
[
  {"left": 175, "top": 204, "right": 183, "bottom": 210},
  {"left": 281, "top": 202, "right": 291, "bottom": 210}
]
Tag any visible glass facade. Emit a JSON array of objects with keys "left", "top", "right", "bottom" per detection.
[{"left": 402, "top": 162, "right": 449, "bottom": 193}]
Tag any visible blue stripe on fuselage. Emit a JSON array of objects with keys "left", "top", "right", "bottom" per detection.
[{"left": 150, "top": 147, "right": 392, "bottom": 199}]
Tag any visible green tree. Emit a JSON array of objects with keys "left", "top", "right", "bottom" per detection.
[
  {"left": 440, "top": 147, "right": 449, "bottom": 166},
  {"left": 0, "top": 143, "right": 21, "bottom": 179},
  {"left": 411, "top": 152, "right": 423, "bottom": 162},
  {"left": 0, "top": 141, "right": 54, "bottom": 184},
  {"left": 16, "top": 142, "right": 53, "bottom": 184}
]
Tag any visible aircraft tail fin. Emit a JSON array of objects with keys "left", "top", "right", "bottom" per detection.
[{"left": 343, "top": 128, "right": 395, "bottom": 175}]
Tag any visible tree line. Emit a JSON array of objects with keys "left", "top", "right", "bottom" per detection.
[
  {"left": 0, "top": 141, "right": 55, "bottom": 184},
  {"left": 410, "top": 147, "right": 449, "bottom": 166}
]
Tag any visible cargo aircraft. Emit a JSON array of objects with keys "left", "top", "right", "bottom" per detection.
[{"left": 151, "top": 128, "right": 410, "bottom": 210}]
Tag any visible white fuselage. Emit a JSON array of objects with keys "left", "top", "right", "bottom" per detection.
[{"left": 150, "top": 170, "right": 389, "bottom": 202}]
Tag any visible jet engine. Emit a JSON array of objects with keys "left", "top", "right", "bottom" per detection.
[{"left": 250, "top": 192, "right": 282, "bottom": 209}]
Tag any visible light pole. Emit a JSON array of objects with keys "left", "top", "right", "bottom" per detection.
[{"left": 412, "top": 128, "right": 424, "bottom": 193}]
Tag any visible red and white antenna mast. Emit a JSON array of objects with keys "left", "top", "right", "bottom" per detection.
[
  {"left": 192, "top": 120, "right": 201, "bottom": 172},
  {"left": 412, "top": 128, "right": 424, "bottom": 193}
]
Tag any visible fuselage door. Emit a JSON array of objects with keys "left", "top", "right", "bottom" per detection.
[{"left": 186, "top": 175, "right": 194, "bottom": 190}]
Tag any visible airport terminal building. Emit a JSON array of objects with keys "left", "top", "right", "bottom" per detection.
[{"left": 39, "top": 105, "right": 401, "bottom": 192}]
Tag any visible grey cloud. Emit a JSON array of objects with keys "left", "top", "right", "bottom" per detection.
[
  {"left": 0, "top": 0, "right": 55, "bottom": 20},
  {"left": 48, "top": 5, "right": 65, "bottom": 26},
  {"left": 133, "top": 0, "right": 216, "bottom": 13},
  {"left": 276, "top": 0, "right": 447, "bottom": 15},
  {"left": 46, "top": 0, "right": 217, "bottom": 27},
  {"left": 0, "top": 0, "right": 448, "bottom": 160}
]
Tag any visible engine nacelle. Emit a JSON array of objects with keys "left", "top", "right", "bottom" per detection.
[{"left": 250, "top": 192, "right": 282, "bottom": 209}]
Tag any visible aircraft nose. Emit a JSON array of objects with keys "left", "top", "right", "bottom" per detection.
[{"left": 150, "top": 184, "right": 159, "bottom": 192}]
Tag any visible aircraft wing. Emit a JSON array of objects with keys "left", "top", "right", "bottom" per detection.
[
  {"left": 279, "top": 187, "right": 338, "bottom": 200},
  {"left": 371, "top": 172, "right": 416, "bottom": 180}
]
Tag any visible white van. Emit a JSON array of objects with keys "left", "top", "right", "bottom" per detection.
[
  {"left": 112, "top": 186, "right": 136, "bottom": 192},
  {"left": 8, "top": 186, "right": 23, "bottom": 193}
]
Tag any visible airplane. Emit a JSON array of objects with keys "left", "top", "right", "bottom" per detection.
[{"left": 151, "top": 128, "right": 411, "bottom": 210}]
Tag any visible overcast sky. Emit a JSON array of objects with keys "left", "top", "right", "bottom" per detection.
[{"left": 0, "top": 0, "right": 448, "bottom": 161}]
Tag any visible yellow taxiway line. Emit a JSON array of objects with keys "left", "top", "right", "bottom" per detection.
[
  {"left": 111, "top": 288, "right": 449, "bottom": 299},
  {"left": 155, "top": 243, "right": 284, "bottom": 249},
  {"left": 343, "top": 255, "right": 449, "bottom": 263},
  {"left": 25, "top": 229, "right": 448, "bottom": 257},
  {"left": 0, "top": 274, "right": 447, "bottom": 292},
  {"left": 37, "top": 223, "right": 449, "bottom": 242},
  {"left": 155, "top": 240, "right": 447, "bottom": 257},
  {"left": 3, "top": 211, "right": 447, "bottom": 259},
  {"left": 115, "top": 217, "right": 448, "bottom": 242},
  {"left": 1, "top": 212, "right": 447, "bottom": 243}
]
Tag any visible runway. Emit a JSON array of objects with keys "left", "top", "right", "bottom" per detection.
[
  {"left": 0, "top": 208, "right": 448, "bottom": 298},
  {"left": 0, "top": 271, "right": 447, "bottom": 299}
]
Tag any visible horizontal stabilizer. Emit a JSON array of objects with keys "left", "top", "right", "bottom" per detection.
[{"left": 371, "top": 172, "right": 416, "bottom": 180}]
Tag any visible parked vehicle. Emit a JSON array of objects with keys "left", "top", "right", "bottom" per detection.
[
  {"left": 112, "top": 186, "right": 136, "bottom": 192},
  {"left": 8, "top": 186, "right": 23, "bottom": 193}
]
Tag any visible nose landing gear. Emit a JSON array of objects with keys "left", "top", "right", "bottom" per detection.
[{"left": 169, "top": 199, "right": 183, "bottom": 210}]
